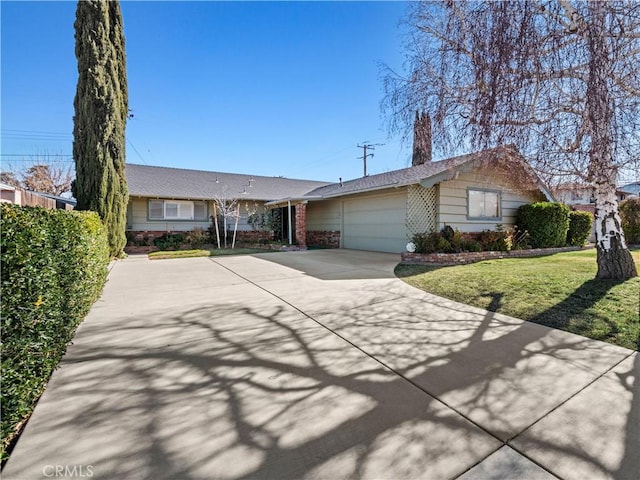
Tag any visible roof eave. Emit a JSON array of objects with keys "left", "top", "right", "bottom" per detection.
[
  {"left": 265, "top": 196, "right": 323, "bottom": 207},
  {"left": 315, "top": 181, "right": 406, "bottom": 199}
]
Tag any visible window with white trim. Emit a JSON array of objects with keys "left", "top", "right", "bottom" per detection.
[
  {"left": 467, "top": 188, "right": 501, "bottom": 220},
  {"left": 148, "top": 200, "right": 207, "bottom": 220}
]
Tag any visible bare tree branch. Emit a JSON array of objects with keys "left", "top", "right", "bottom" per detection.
[
  {"left": 0, "top": 156, "right": 74, "bottom": 196},
  {"left": 382, "top": 0, "right": 639, "bottom": 279}
]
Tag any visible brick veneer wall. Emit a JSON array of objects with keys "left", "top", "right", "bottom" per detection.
[
  {"left": 295, "top": 203, "right": 307, "bottom": 247},
  {"left": 234, "top": 230, "right": 273, "bottom": 243},
  {"left": 401, "top": 245, "right": 591, "bottom": 265},
  {"left": 128, "top": 231, "right": 169, "bottom": 244},
  {"left": 306, "top": 230, "right": 341, "bottom": 249}
]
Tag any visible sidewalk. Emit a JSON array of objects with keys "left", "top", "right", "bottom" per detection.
[{"left": 3, "top": 250, "right": 637, "bottom": 479}]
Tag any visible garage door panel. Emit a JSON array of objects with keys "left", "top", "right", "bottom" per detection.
[
  {"left": 345, "top": 224, "right": 402, "bottom": 237},
  {"left": 343, "top": 191, "right": 407, "bottom": 253}
]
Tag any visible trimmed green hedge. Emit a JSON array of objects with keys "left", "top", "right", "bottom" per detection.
[
  {"left": 567, "top": 210, "right": 593, "bottom": 247},
  {"left": 1, "top": 204, "right": 109, "bottom": 461},
  {"left": 620, "top": 198, "right": 640, "bottom": 245},
  {"left": 517, "top": 202, "right": 570, "bottom": 248}
]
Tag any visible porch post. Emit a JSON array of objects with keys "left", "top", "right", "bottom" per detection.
[{"left": 287, "top": 200, "right": 292, "bottom": 245}]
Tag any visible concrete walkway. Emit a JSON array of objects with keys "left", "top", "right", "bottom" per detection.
[{"left": 3, "top": 250, "right": 638, "bottom": 480}]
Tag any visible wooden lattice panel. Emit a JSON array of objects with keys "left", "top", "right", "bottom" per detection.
[{"left": 406, "top": 184, "right": 437, "bottom": 239}]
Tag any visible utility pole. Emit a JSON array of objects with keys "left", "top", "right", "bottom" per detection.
[{"left": 357, "top": 142, "right": 383, "bottom": 177}]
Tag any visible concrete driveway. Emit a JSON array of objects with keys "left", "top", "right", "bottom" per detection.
[{"left": 3, "top": 249, "right": 638, "bottom": 480}]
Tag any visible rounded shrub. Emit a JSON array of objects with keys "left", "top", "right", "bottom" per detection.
[
  {"left": 411, "top": 231, "right": 451, "bottom": 254},
  {"left": 516, "top": 202, "right": 570, "bottom": 248},
  {"left": 153, "top": 233, "right": 185, "bottom": 251},
  {"left": 567, "top": 210, "right": 593, "bottom": 247},
  {"left": 619, "top": 198, "right": 640, "bottom": 245},
  {"left": 185, "top": 227, "right": 208, "bottom": 248},
  {"left": 478, "top": 229, "right": 511, "bottom": 251}
]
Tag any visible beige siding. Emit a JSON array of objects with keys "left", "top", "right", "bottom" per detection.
[
  {"left": 437, "top": 169, "right": 541, "bottom": 232},
  {"left": 342, "top": 188, "right": 408, "bottom": 253},
  {"left": 306, "top": 199, "right": 342, "bottom": 230},
  {"left": 127, "top": 197, "right": 258, "bottom": 232}
]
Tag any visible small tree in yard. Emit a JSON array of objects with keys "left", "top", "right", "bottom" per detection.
[
  {"left": 212, "top": 187, "right": 240, "bottom": 249},
  {"left": 383, "top": 0, "right": 638, "bottom": 279},
  {"left": 73, "top": 0, "right": 129, "bottom": 257}
]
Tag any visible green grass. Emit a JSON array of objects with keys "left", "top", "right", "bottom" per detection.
[
  {"left": 148, "top": 248, "right": 276, "bottom": 260},
  {"left": 395, "top": 249, "right": 640, "bottom": 350}
]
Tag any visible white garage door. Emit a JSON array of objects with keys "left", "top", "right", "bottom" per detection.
[{"left": 342, "top": 190, "right": 408, "bottom": 253}]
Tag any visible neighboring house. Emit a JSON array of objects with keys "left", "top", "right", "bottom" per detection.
[
  {"left": 1, "top": 183, "right": 22, "bottom": 205},
  {"left": 33, "top": 192, "right": 77, "bottom": 210},
  {"left": 126, "top": 144, "right": 553, "bottom": 253},
  {"left": 1, "top": 182, "right": 75, "bottom": 210},
  {"left": 618, "top": 182, "right": 640, "bottom": 199},
  {"left": 553, "top": 182, "right": 631, "bottom": 205},
  {"left": 553, "top": 182, "right": 635, "bottom": 243},
  {"left": 552, "top": 183, "right": 595, "bottom": 206}
]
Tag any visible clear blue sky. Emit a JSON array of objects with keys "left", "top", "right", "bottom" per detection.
[{"left": 1, "top": 0, "right": 411, "bottom": 183}]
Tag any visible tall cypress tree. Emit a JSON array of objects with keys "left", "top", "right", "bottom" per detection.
[{"left": 73, "top": 0, "right": 128, "bottom": 257}]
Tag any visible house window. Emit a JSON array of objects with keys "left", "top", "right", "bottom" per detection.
[
  {"left": 165, "top": 201, "right": 192, "bottom": 219},
  {"left": 148, "top": 200, "right": 207, "bottom": 220},
  {"left": 468, "top": 188, "right": 501, "bottom": 220},
  {"left": 194, "top": 201, "right": 206, "bottom": 220},
  {"left": 149, "top": 200, "right": 164, "bottom": 219}
]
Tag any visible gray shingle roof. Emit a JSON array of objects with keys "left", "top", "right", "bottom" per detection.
[
  {"left": 303, "top": 145, "right": 531, "bottom": 199},
  {"left": 127, "top": 145, "right": 551, "bottom": 204},
  {"left": 126, "top": 164, "right": 330, "bottom": 201}
]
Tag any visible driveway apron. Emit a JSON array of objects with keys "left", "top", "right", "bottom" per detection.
[{"left": 3, "top": 250, "right": 637, "bottom": 480}]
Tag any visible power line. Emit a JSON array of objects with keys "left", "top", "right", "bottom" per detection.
[
  {"left": 2, "top": 135, "right": 71, "bottom": 141},
  {"left": 127, "top": 140, "right": 148, "bottom": 164},
  {"left": 1, "top": 129, "right": 72, "bottom": 142},
  {"left": 0, "top": 153, "right": 73, "bottom": 157},
  {"left": 2, "top": 129, "right": 70, "bottom": 134}
]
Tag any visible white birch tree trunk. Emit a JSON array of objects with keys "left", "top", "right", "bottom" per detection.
[
  {"left": 232, "top": 203, "right": 239, "bottom": 249},
  {"left": 223, "top": 216, "right": 228, "bottom": 248},
  {"left": 586, "top": 1, "right": 637, "bottom": 279}
]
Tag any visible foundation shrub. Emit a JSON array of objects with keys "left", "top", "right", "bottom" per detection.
[
  {"left": 185, "top": 227, "right": 209, "bottom": 248},
  {"left": 0, "top": 204, "right": 109, "bottom": 460},
  {"left": 567, "top": 210, "right": 594, "bottom": 246},
  {"left": 153, "top": 233, "right": 185, "bottom": 251},
  {"left": 441, "top": 225, "right": 465, "bottom": 252},
  {"left": 619, "top": 198, "right": 640, "bottom": 245},
  {"left": 461, "top": 240, "right": 482, "bottom": 252},
  {"left": 478, "top": 227, "right": 511, "bottom": 252},
  {"left": 517, "top": 202, "right": 570, "bottom": 248},
  {"left": 412, "top": 232, "right": 449, "bottom": 254},
  {"left": 411, "top": 226, "right": 527, "bottom": 254},
  {"left": 126, "top": 232, "right": 153, "bottom": 247}
]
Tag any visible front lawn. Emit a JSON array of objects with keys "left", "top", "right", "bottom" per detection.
[{"left": 395, "top": 249, "right": 640, "bottom": 350}]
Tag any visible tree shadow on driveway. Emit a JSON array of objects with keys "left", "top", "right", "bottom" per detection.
[{"left": 3, "top": 254, "right": 637, "bottom": 480}]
